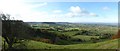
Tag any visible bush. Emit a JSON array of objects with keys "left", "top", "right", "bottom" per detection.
[
  {"left": 91, "top": 38, "right": 99, "bottom": 43},
  {"left": 33, "top": 37, "right": 52, "bottom": 43},
  {"left": 71, "top": 38, "right": 83, "bottom": 42},
  {"left": 99, "top": 34, "right": 113, "bottom": 39},
  {"left": 55, "top": 40, "right": 71, "bottom": 45}
]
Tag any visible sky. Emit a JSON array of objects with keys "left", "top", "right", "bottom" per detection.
[{"left": 0, "top": 0, "right": 118, "bottom": 23}]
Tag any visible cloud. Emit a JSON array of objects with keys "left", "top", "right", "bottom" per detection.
[
  {"left": 65, "top": 6, "right": 98, "bottom": 17},
  {"left": 28, "top": 2, "right": 47, "bottom": 8},
  {"left": 0, "top": 0, "right": 49, "bottom": 21},
  {"left": 53, "top": 10, "right": 62, "bottom": 13},
  {"left": 89, "top": 13, "right": 98, "bottom": 17},
  {"left": 70, "top": 6, "right": 82, "bottom": 13},
  {"left": 102, "top": 6, "right": 110, "bottom": 10},
  {"left": 0, "top": 1, "right": 100, "bottom": 22},
  {"left": 22, "top": 0, "right": 118, "bottom": 2}
]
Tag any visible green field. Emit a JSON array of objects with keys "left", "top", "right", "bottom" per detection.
[
  {"left": 14, "top": 39, "right": 118, "bottom": 49},
  {"left": 73, "top": 35, "right": 99, "bottom": 41}
]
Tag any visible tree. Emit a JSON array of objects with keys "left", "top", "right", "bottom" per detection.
[
  {"left": 1, "top": 13, "right": 32, "bottom": 49},
  {"left": 91, "top": 38, "right": 99, "bottom": 43},
  {"left": 99, "top": 33, "right": 112, "bottom": 39}
]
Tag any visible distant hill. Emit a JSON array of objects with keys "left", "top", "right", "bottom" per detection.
[
  {"left": 26, "top": 22, "right": 71, "bottom": 25},
  {"left": 42, "top": 22, "right": 56, "bottom": 24},
  {"left": 26, "top": 22, "right": 117, "bottom": 26},
  {"left": 72, "top": 22, "right": 118, "bottom": 26},
  {"left": 27, "top": 22, "right": 42, "bottom": 25}
]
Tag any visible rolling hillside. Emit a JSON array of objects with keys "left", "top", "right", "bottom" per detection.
[{"left": 14, "top": 39, "right": 118, "bottom": 49}]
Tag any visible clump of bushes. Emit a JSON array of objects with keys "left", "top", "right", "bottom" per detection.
[
  {"left": 99, "top": 34, "right": 113, "bottom": 39},
  {"left": 71, "top": 38, "right": 83, "bottom": 42},
  {"left": 91, "top": 38, "right": 100, "bottom": 43},
  {"left": 32, "top": 38, "right": 52, "bottom": 43}
]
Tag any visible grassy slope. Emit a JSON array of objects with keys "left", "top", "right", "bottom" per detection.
[
  {"left": 73, "top": 35, "right": 99, "bottom": 40},
  {"left": 22, "top": 39, "right": 118, "bottom": 49}
]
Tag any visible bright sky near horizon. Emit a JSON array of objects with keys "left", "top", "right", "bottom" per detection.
[{"left": 0, "top": 0, "right": 118, "bottom": 23}]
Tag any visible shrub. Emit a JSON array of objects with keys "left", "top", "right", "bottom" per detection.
[
  {"left": 71, "top": 38, "right": 83, "bottom": 42},
  {"left": 91, "top": 38, "right": 99, "bottom": 43}
]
